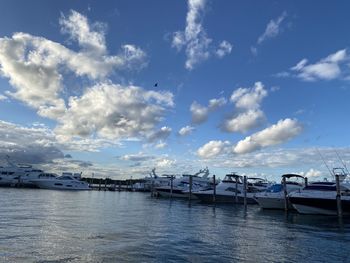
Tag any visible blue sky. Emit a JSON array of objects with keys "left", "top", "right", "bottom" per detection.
[{"left": 1, "top": 0, "right": 350, "bottom": 180}]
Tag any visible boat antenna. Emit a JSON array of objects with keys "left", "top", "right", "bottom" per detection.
[
  {"left": 333, "top": 148, "right": 350, "bottom": 175},
  {"left": 316, "top": 148, "right": 333, "bottom": 177}
]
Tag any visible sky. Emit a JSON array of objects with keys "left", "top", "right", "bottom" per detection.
[{"left": 1, "top": 0, "right": 350, "bottom": 180}]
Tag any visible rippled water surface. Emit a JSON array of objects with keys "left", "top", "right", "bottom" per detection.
[{"left": 0, "top": 188, "right": 349, "bottom": 263}]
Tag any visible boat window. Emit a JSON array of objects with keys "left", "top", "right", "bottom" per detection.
[
  {"left": 8, "top": 172, "right": 14, "bottom": 175},
  {"left": 54, "top": 183, "right": 63, "bottom": 186},
  {"left": 66, "top": 185, "right": 72, "bottom": 187}
]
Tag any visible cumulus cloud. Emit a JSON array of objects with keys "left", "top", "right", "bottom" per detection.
[
  {"left": 0, "top": 120, "right": 63, "bottom": 164},
  {"left": 55, "top": 83, "right": 174, "bottom": 141},
  {"left": 147, "top": 126, "right": 172, "bottom": 143},
  {"left": 223, "top": 109, "right": 265, "bottom": 133},
  {"left": 258, "top": 11, "right": 287, "bottom": 44},
  {"left": 230, "top": 82, "right": 267, "bottom": 110},
  {"left": 0, "top": 10, "right": 147, "bottom": 120},
  {"left": 215, "top": 41, "right": 233, "bottom": 58},
  {"left": 233, "top": 118, "right": 303, "bottom": 154},
  {"left": 197, "top": 140, "right": 230, "bottom": 158},
  {"left": 190, "top": 96, "right": 226, "bottom": 124},
  {"left": 222, "top": 82, "right": 267, "bottom": 133},
  {"left": 178, "top": 125, "right": 195, "bottom": 136},
  {"left": 291, "top": 49, "right": 349, "bottom": 81},
  {"left": 0, "top": 94, "right": 7, "bottom": 101},
  {"left": 172, "top": 0, "right": 232, "bottom": 69}
]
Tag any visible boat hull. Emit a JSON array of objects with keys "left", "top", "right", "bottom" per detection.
[
  {"left": 31, "top": 180, "right": 91, "bottom": 190},
  {"left": 194, "top": 192, "right": 257, "bottom": 204},
  {"left": 156, "top": 188, "right": 198, "bottom": 198},
  {"left": 289, "top": 197, "right": 350, "bottom": 215}
]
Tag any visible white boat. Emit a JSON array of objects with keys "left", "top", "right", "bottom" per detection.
[
  {"left": 136, "top": 168, "right": 174, "bottom": 191},
  {"left": 31, "top": 174, "right": 91, "bottom": 190},
  {"left": 288, "top": 181, "right": 350, "bottom": 215},
  {"left": 0, "top": 157, "right": 44, "bottom": 187},
  {"left": 254, "top": 174, "right": 306, "bottom": 210},
  {"left": 156, "top": 167, "right": 211, "bottom": 198},
  {"left": 193, "top": 173, "right": 270, "bottom": 204}
]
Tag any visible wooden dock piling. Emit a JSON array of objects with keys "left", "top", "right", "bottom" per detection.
[
  {"left": 170, "top": 175, "right": 174, "bottom": 199},
  {"left": 189, "top": 175, "right": 193, "bottom": 202},
  {"left": 235, "top": 176, "right": 238, "bottom": 204},
  {"left": 282, "top": 176, "right": 288, "bottom": 211},
  {"left": 243, "top": 176, "right": 247, "bottom": 208},
  {"left": 335, "top": 174, "right": 343, "bottom": 218},
  {"left": 213, "top": 175, "right": 216, "bottom": 203}
]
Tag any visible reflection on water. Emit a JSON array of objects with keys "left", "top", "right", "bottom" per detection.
[{"left": 0, "top": 188, "right": 349, "bottom": 262}]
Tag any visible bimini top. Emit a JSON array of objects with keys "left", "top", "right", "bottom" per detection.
[
  {"left": 282, "top": 174, "right": 305, "bottom": 179},
  {"left": 222, "top": 173, "right": 242, "bottom": 183}
]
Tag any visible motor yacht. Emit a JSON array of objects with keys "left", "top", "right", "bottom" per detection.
[
  {"left": 193, "top": 173, "right": 269, "bottom": 204},
  {"left": 30, "top": 174, "right": 91, "bottom": 190},
  {"left": 0, "top": 157, "right": 44, "bottom": 187},
  {"left": 288, "top": 168, "right": 350, "bottom": 215},
  {"left": 137, "top": 168, "right": 175, "bottom": 191},
  {"left": 156, "top": 167, "right": 211, "bottom": 198},
  {"left": 288, "top": 182, "right": 350, "bottom": 215},
  {"left": 254, "top": 174, "right": 306, "bottom": 210}
]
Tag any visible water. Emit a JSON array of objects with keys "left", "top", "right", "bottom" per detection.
[{"left": 0, "top": 189, "right": 349, "bottom": 263}]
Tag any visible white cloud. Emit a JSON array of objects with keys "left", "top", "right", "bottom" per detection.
[
  {"left": 178, "top": 125, "right": 195, "bottom": 136},
  {"left": 223, "top": 109, "right": 265, "bottom": 133},
  {"left": 257, "top": 11, "right": 287, "bottom": 44},
  {"left": 223, "top": 82, "right": 267, "bottom": 133},
  {"left": 291, "top": 49, "right": 348, "bottom": 81},
  {"left": 0, "top": 94, "right": 7, "bottom": 101},
  {"left": 190, "top": 101, "right": 209, "bottom": 124},
  {"left": 230, "top": 82, "right": 267, "bottom": 110},
  {"left": 172, "top": 0, "right": 232, "bottom": 69},
  {"left": 233, "top": 118, "right": 303, "bottom": 154},
  {"left": 197, "top": 140, "right": 230, "bottom": 158},
  {"left": 215, "top": 40, "right": 233, "bottom": 58},
  {"left": 156, "top": 158, "right": 176, "bottom": 168},
  {"left": 208, "top": 97, "right": 227, "bottom": 110},
  {"left": 0, "top": 11, "right": 147, "bottom": 120},
  {"left": 55, "top": 83, "right": 174, "bottom": 141},
  {"left": 59, "top": 10, "right": 107, "bottom": 56},
  {"left": 302, "top": 168, "right": 322, "bottom": 178},
  {"left": 155, "top": 141, "right": 167, "bottom": 149},
  {"left": 120, "top": 152, "right": 155, "bottom": 162},
  {"left": 190, "top": 96, "right": 226, "bottom": 124},
  {"left": 147, "top": 126, "right": 172, "bottom": 143},
  {"left": 0, "top": 120, "right": 64, "bottom": 164}
]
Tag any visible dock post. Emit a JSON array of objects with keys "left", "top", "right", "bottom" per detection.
[
  {"left": 99, "top": 178, "right": 102, "bottom": 191},
  {"left": 118, "top": 181, "right": 121, "bottom": 191},
  {"left": 335, "top": 174, "right": 343, "bottom": 218},
  {"left": 304, "top": 177, "right": 308, "bottom": 187},
  {"left": 213, "top": 175, "right": 216, "bottom": 203},
  {"left": 189, "top": 175, "right": 193, "bottom": 202},
  {"left": 170, "top": 175, "right": 173, "bottom": 199},
  {"left": 104, "top": 178, "right": 107, "bottom": 191},
  {"left": 283, "top": 176, "right": 288, "bottom": 211},
  {"left": 243, "top": 176, "right": 247, "bottom": 208},
  {"left": 235, "top": 176, "right": 238, "bottom": 204}
]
